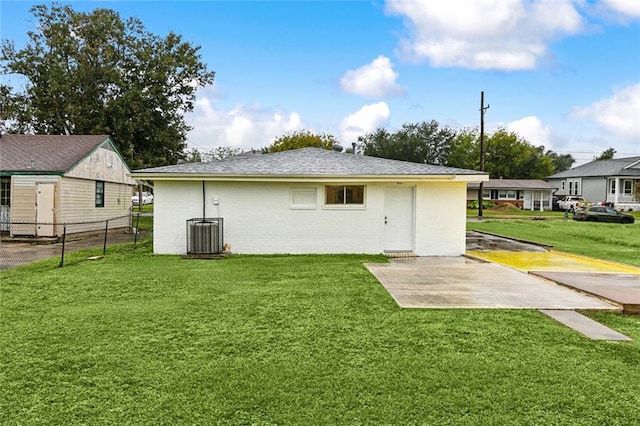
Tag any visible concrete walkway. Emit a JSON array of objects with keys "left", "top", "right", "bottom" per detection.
[{"left": 540, "top": 310, "right": 632, "bottom": 341}]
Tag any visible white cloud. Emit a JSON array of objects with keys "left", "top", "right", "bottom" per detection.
[
  {"left": 386, "top": 0, "right": 584, "bottom": 70},
  {"left": 603, "top": 0, "right": 640, "bottom": 18},
  {"left": 506, "top": 116, "right": 552, "bottom": 147},
  {"left": 186, "top": 87, "right": 304, "bottom": 151},
  {"left": 340, "top": 102, "right": 391, "bottom": 143},
  {"left": 571, "top": 83, "right": 640, "bottom": 143},
  {"left": 340, "top": 56, "right": 405, "bottom": 98}
]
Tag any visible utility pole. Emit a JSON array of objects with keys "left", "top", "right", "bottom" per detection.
[{"left": 478, "top": 91, "right": 490, "bottom": 217}]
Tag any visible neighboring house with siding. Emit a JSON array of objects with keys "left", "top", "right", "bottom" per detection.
[
  {"left": 131, "top": 147, "right": 488, "bottom": 256},
  {"left": 546, "top": 156, "right": 640, "bottom": 211},
  {"left": 0, "top": 134, "right": 135, "bottom": 237},
  {"left": 467, "top": 179, "right": 556, "bottom": 211}
]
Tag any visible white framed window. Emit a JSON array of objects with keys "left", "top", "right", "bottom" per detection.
[
  {"left": 623, "top": 180, "right": 633, "bottom": 196},
  {"left": 498, "top": 190, "right": 516, "bottom": 200},
  {"left": 290, "top": 188, "right": 317, "bottom": 209},
  {"left": 325, "top": 185, "right": 365, "bottom": 206},
  {"left": 609, "top": 179, "right": 616, "bottom": 194},
  {"left": 568, "top": 179, "right": 580, "bottom": 195},
  {"left": 482, "top": 189, "right": 490, "bottom": 199},
  {"left": 561, "top": 181, "right": 565, "bottom": 191}
]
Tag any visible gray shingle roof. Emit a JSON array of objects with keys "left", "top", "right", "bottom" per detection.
[
  {"left": 133, "top": 147, "right": 485, "bottom": 177},
  {"left": 468, "top": 179, "right": 556, "bottom": 190},
  {"left": 547, "top": 156, "right": 640, "bottom": 179},
  {"left": 0, "top": 134, "right": 111, "bottom": 173}
]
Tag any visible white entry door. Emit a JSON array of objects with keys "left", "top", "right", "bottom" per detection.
[
  {"left": 384, "top": 186, "right": 414, "bottom": 252},
  {"left": 36, "top": 183, "right": 56, "bottom": 237}
]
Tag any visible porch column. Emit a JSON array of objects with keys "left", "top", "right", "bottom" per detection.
[
  {"left": 614, "top": 177, "right": 620, "bottom": 206},
  {"left": 539, "top": 191, "right": 543, "bottom": 211},
  {"left": 530, "top": 191, "right": 534, "bottom": 211}
]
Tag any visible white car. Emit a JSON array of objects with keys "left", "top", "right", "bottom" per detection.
[
  {"left": 132, "top": 191, "right": 153, "bottom": 206},
  {"left": 558, "top": 196, "right": 589, "bottom": 211}
]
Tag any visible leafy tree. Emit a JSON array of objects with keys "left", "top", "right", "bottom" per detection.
[
  {"left": 266, "top": 130, "right": 337, "bottom": 153},
  {"left": 446, "top": 127, "right": 480, "bottom": 170},
  {"left": 594, "top": 147, "right": 616, "bottom": 161},
  {"left": 546, "top": 151, "right": 575, "bottom": 173},
  {"left": 358, "top": 120, "right": 456, "bottom": 165},
  {"left": 0, "top": 3, "right": 214, "bottom": 168},
  {"left": 183, "top": 148, "right": 203, "bottom": 163},
  {"left": 484, "top": 129, "right": 555, "bottom": 179},
  {"left": 444, "top": 127, "right": 556, "bottom": 178},
  {"left": 203, "top": 146, "right": 243, "bottom": 161}
]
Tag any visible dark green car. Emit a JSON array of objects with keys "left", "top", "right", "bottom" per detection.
[{"left": 573, "top": 206, "right": 635, "bottom": 224}]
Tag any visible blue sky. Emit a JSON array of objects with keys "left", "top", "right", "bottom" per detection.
[{"left": 2, "top": 1, "right": 639, "bottom": 164}]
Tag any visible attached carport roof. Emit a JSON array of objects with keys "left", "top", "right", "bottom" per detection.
[{"left": 132, "top": 147, "right": 488, "bottom": 182}]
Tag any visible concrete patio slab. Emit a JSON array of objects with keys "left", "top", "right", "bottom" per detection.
[
  {"left": 365, "top": 257, "right": 620, "bottom": 311},
  {"left": 540, "top": 310, "right": 632, "bottom": 341}
]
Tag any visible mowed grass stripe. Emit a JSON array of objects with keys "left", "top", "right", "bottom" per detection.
[{"left": 1, "top": 242, "right": 639, "bottom": 424}]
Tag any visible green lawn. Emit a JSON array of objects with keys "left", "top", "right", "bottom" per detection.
[
  {"left": 467, "top": 219, "right": 640, "bottom": 267},
  {"left": 2, "top": 244, "right": 640, "bottom": 424}
]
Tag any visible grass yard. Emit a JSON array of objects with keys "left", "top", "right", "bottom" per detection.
[
  {"left": 2, "top": 243, "right": 640, "bottom": 424},
  {"left": 468, "top": 219, "right": 640, "bottom": 267}
]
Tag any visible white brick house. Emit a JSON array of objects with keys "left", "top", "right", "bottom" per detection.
[{"left": 132, "top": 148, "right": 487, "bottom": 256}]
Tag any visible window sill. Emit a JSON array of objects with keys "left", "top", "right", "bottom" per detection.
[{"left": 322, "top": 204, "right": 366, "bottom": 210}]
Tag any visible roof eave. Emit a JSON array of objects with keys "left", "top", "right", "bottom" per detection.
[
  {"left": 129, "top": 173, "right": 489, "bottom": 183},
  {"left": 0, "top": 171, "right": 64, "bottom": 176}
]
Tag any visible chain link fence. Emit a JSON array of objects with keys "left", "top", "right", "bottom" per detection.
[{"left": 0, "top": 213, "right": 151, "bottom": 270}]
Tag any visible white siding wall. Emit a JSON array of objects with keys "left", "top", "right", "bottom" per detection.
[{"left": 155, "top": 180, "right": 467, "bottom": 256}]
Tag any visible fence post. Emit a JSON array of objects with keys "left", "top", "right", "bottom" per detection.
[
  {"left": 59, "top": 223, "right": 67, "bottom": 267},
  {"left": 103, "top": 219, "right": 109, "bottom": 255},
  {"left": 134, "top": 213, "right": 141, "bottom": 248}
]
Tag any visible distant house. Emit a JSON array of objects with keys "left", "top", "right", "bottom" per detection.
[
  {"left": 0, "top": 134, "right": 135, "bottom": 237},
  {"left": 467, "top": 179, "right": 556, "bottom": 211},
  {"left": 131, "top": 148, "right": 488, "bottom": 256},
  {"left": 546, "top": 156, "right": 640, "bottom": 211}
]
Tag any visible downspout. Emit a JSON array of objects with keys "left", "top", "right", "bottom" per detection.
[{"left": 202, "top": 181, "right": 206, "bottom": 219}]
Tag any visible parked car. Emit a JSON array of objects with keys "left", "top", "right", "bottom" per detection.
[
  {"left": 572, "top": 206, "right": 635, "bottom": 224},
  {"left": 558, "top": 196, "right": 590, "bottom": 212},
  {"left": 132, "top": 191, "right": 153, "bottom": 206}
]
